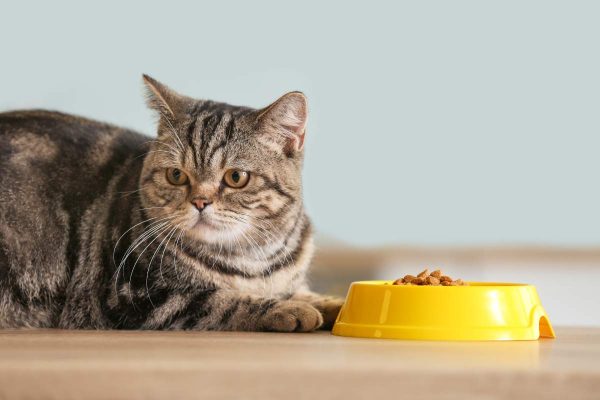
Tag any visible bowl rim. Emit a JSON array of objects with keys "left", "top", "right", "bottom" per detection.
[{"left": 353, "top": 280, "right": 532, "bottom": 288}]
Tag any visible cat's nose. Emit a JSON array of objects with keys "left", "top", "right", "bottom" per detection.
[{"left": 191, "top": 197, "right": 212, "bottom": 212}]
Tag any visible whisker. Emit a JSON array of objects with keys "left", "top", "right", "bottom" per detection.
[
  {"left": 230, "top": 226, "right": 248, "bottom": 279},
  {"left": 112, "top": 215, "right": 164, "bottom": 269},
  {"left": 128, "top": 222, "right": 174, "bottom": 308},
  {"left": 126, "top": 222, "right": 171, "bottom": 295},
  {"left": 159, "top": 224, "right": 180, "bottom": 283},
  {"left": 143, "top": 139, "right": 181, "bottom": 155},
  {"left": 119, "top": 221, "right": 170, "bottom": 288},
  {"left": 158, "top": 110, "right": 186, "bottom": 153},
  {"left": 241, "top": 214, "right": 296, "bottom": 271},
  {"left": 135, "top": 206, "right": 168, "bottom": 213},
  {"left": 171, "top": 227, "right": 186, "bottom": 281},
  {"left": 132, "top": 149, "right": 179, "bottom": 163},
  {"left": 235, "top": 215, "right": 287, "bottom": 298},
  {"left": 236, "top": 226, "right": 272, "bottom": 295},
  {"left": 145, "top": 224, "right": 178, "bottom": 296},
  {"left": 112, "top": 217, "right": 172, "bottom": 300},
  {"left": 117, "top": 185, "right": 153, "bottom": 198}
]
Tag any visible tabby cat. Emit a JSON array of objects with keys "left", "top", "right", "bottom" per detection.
[{"left": 0, "top": 75, "right": 343, "bottom": 330}]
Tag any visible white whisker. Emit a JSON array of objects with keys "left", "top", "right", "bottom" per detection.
[
  {"left": 128, "top": 222, "right": 174, "bottom": 308},
  {"left": 158, "top": 110, "right": 186, "bottom": 153},
  {"left": 112, "top": 217, "right": 173, "bottom": 300},
  {"left": 158, "top": 224, "right": 180, "bottom": 283}
]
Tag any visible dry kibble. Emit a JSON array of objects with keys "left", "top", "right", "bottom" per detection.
[
  {"left": 392, "top": 269, "right": 467, "bottom": 286},
  {"left": 426, "top": 276, "right": 440, "bottom": 285}
]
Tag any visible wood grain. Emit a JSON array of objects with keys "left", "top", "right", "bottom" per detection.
[{"left": 0, "top": 328, "right": 598, "bottom": 399}]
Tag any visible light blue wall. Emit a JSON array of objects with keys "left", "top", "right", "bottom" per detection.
[{"left": 2, "top": 1, "right": 599, "bottom": 246}]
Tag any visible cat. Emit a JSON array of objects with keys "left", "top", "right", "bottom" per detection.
[{"left": 0, "top": 75, "right": 343, "bottom": 331}]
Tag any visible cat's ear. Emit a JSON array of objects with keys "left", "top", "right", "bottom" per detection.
[
  {"left": 256, "top": 92, "right": 308, "bottom": 154},
  {"left": 142, "top": 74, "right": 192, "bottom": 122}
]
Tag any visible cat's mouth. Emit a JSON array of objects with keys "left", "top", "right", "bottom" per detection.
[
  {"left": 192, "top": 213, "right": 219, "bottom": 230},
  {"left": 185, "top": 210, "right": 247, "bottom": 244}
]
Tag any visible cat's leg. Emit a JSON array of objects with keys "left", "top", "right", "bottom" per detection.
[
  {"left": 144, "top": 289, "right": 324, "bottom": 332},
  {"left": 290, "top": 291, "right": 345, "bottom": 330}
]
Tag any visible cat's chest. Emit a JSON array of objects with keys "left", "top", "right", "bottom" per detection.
[
  {"left": 179, "top": 240, "right": 311, "bottom": 298},
  {"left": 222, "top": 271, "right": 300, "bottom": 298}
]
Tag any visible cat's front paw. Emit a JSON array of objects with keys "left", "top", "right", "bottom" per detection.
[
  {"left": 311, "top": 297, "right": 345, "bottom": 330},
  {"left": 261, "top": 301, "right": 323, "bottom": 332}
]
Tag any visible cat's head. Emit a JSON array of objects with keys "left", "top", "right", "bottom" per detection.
[{"left": 139, "top": 75, "right": 308, "bottom": 248}]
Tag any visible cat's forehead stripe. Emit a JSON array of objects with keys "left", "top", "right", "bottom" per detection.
[
  {"left": 185, "top": 104, "right": 229, "bottom": 169},
  {"left": 197, "top": 112, "right": 219, "bottom": 165}
]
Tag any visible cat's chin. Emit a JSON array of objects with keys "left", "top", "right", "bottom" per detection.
[{"left": 186, "top": 218, "right": 246, "bottom": 245}]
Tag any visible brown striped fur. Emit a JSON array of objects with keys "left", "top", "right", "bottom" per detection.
[{"left": 0, "top": 76, "right": 343, "bottom": 331}]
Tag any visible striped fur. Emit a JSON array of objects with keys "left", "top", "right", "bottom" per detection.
[{"left": 0, "top": 77, "right": 342, "bottom": 331}]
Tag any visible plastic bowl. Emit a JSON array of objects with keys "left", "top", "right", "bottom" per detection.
[{"left": 332, "top": 281, "right": 556, "bottom": 341}]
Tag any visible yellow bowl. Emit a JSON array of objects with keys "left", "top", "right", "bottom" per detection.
[{"left": 332, "top": 281, "right": 556, "bottom": 341}]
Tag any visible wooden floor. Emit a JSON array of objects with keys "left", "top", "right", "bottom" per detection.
[{"left": 0, "top": 327, "right": 599, "bottom": 400}]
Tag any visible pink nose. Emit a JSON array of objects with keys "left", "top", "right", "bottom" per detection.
[{"left": 191, "top": 198, "right": 212, "bottom": 211}]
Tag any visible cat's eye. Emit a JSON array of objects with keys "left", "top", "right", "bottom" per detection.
[
  {"left": 223, "top": 169, "right": 250, "bottom": 188},
  {"left": 166, "top": 168, "right": 189, "bottom": 185}
]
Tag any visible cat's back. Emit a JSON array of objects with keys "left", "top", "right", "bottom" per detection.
[
  {"left": 0, "top": 110, "right": 148, "bottom": 163},
  {"left": 0, "top": 109, "right": 149, "bottom": 207}
]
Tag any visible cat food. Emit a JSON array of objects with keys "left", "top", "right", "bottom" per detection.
[{"left": 392, "top": 269, "right": 468, "bottom": 286}]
